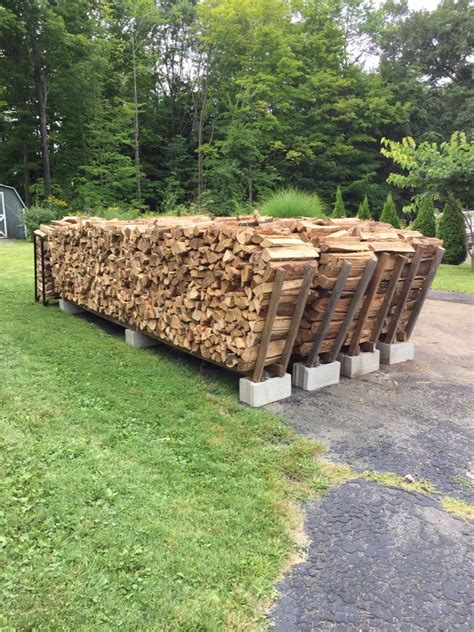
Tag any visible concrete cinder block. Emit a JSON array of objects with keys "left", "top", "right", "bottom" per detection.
[
  {"left": 377, "top": 341, "right": 415, "bottom": 365},
  {"left": 292, "top": 361, "right": 341, "bottom": 391},
  {"left": 59, "top": 299, "right": 84, "bottom": 315},
  {"left": 338, "top": 350, "right": 380, "bottom": 378},
  {"left": 125, "top": 329, "right": 159, "bottom": 348},
  {"left": 239, "top": 373, "right": 292, "bottom": 407}
]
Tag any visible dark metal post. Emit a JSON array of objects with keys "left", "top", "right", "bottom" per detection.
[
  {"left": 33, "top": 234, "right": 39, "bottom": 302},
  {"left": 40, "top": 236, "right": 47, "bottom": 306}
]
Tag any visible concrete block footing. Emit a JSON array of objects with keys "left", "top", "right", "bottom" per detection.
[
  {"left": 59, "top": 299, "right": 84, "bottom": 315},
  {"left": 239, "top": 373, "right": 292, "bottom": 407},
  {"left": 377, "top": 341, "right": 415, "bottom": 365},
  {"left": 292, "top": 361, "right": 340, "bottom": 391},
  {"left": 338, "top": 350, "right": 380, "bottom": 378},
  {"left": 125, "top": 329, "right": 159, "bottom": 348}
]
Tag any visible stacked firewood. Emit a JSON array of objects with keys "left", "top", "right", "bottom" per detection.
[
  {"left": 38, "top": 215, "right": 318, "bottom": 372},
  {"left": 35, "top": 213, "right": 441, "bottom": 374},
  {"left": 294, "top": 218, "right": 442, "bottom": 359}
]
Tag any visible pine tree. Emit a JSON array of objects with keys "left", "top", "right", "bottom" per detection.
[
  {"left": 437, "top": 201, "right": 467, "bottom": 265},
  {"left": 379, "top": 193, "right": 400, "bottom": 228},
  {"left": 357, "top": 195, "right": 371, "bottom": 220},
  {"left": 412, "top": 197, "right": 436, "bottom": 237},
  {"left": 332, "top": 186, "right": 346, "bottom": 218}
]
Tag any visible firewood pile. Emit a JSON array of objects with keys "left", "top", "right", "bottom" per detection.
[
  {"left": 34, "top": 214, "right": 442, "bottom": 376},
  {"left": 36, "top": 215, "right": 318, "bottom": 374}
]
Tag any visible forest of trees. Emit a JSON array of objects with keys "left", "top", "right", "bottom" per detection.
[{"left": 0, "top": 0, "right": 472, "bottom": 216}]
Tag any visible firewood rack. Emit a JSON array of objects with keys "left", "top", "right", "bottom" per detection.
[{"left": 34, "top": 232, "right": 48, "bottom": 306}]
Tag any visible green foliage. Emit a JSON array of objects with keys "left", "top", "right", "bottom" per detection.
[
  {"left": 0, "top": 241, "right": 327, "bottom": 629},
  {"left": 357, "top": 195, "right": 372, "bottom": 220},
  {"left": 332, "top": 186, "right": 346, "bottom": 218},
  {"left": 259, "top": 188, "right": 324, "bottom": 218},
  {"left": 92, "top": 206, "right": 140, "bottom": 221},
  {"left": 438, "top": 201, "right": 467, "bottom": 265},
  {"left": 23, "top": 196, "right": 70, "bottom": 239},
  {"left": 379, "top": 193, "right": 400, "bottom": 228},
  {"left": 381, "top": 132, "right": 474, "bottom": 212},
  {"left": 411, "top": 197, "right": 436, "bottom": 237},
  {"left": 0, "top": 0, "right": 472, "bottom": 213}
]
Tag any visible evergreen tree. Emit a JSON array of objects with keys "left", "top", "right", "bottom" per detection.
[
  {"left": 332, "top": 186, "right": 346, "bottom": 218},
  {"left": 412, "top": 197, "right": 436, "bottom": 237},
  {"left": 437, "top": 201, "right": 467, "bottom": 265},
  {"left": 357, "top": 195, "right": 371, "bottom": 220},
  {"left": 380, "top": 193, "right": 400, "bottom": 228}
]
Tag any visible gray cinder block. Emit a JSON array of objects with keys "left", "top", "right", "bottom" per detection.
[
  {"left": 338, "top": 350, "right": 380, "bottom": 378},
  {"left": 239, "top": 373, "right": 292, "bottom": 407},
  {"left": 292, "top": 361, "right": 340, "bottom": 391},
  {"left": 377, "top": 341, "right": 415, "bottom": 365},
  {"left": 59, "top": 299, "right": 84, "bottom": 315},
  {"left": 125, "top": 329, "right": 159, "bottom": 348}
]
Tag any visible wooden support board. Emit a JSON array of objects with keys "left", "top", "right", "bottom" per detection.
[
  {"left": 306, "top": 260, "right": 353, "bottom": 368},
  {"left": 327, "top": 258, "right": 377, "bottom": 363},
  {"left": 273, "top": 264, "right": 316, "bottom": 376},
  {"left": 252, "top": 268, "right": 286, "bottom": 383},
  {"left": 404, "top": 247, "right": 445, "bottom": 340},
  {"left": 370, "top": 254, "right": 408, "bottom": 344},
  {"left": 348, "top": 253, "right": 390, "bottom": 356},
  {"left": 385, "top": 247, "right": 424, "bottom": 344}
]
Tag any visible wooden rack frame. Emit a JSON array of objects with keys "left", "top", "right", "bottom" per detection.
[
  {"left": 253, "top": 264, "right": 316, "bottom": 382},
  {"left": 327, "top": 258, "right": 377, "bottom": 364},
  {"left": 34, "top": 232, "right": 48, "bottom": 306}
]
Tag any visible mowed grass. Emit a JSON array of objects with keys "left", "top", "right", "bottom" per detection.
[
  {"left": 0, "top": 241, "right": 326, "bottom": 630},
  {"left": 432, "top": 262, "right": 474, "bottom": 294}
]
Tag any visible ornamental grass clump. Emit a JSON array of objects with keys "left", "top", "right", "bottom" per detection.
[{"left": 260, "top": 188, "right": 324, "bottom": 218}]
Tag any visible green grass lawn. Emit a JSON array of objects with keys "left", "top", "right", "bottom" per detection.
[
  {"left": 432, "top": 261, "right": 474, "bottom": 295},
  {"left": 0, "top": 241, "right": 326, "bottom": 630}
]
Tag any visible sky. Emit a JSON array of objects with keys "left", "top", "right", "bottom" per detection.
[{"left": 407, "top": 0, "right": 440, "bottom": 9}]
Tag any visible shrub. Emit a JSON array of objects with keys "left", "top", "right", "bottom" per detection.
[
  {"left": 379, "top": 193, "right": 400, "bottom": 228},
  {"left": 332, "top": 186, "right": 346, "bottom": 218},
  {"left": 259, "top": 188, "right": 324, "bottom": 218},
  {"left": 437, "top": 201, "right": 467, "bottom": 265},
  {"left": 23, "top": 205, "right": 66, "bottom": 240},
  {"left": 93, "top": 206, "right": 140, "bottom": 220},
  {"left": 357, "top": 195, "right": 372, "bottom": 220},
  {"left": 411, "top": 197, "right": 436, "bottom": 237}
]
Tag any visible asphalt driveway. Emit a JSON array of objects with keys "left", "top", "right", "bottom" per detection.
[{"left": 269, "top": 297, "right": 474, "bottom": 630}]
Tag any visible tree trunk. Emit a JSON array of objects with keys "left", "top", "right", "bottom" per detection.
[
  {"left": 31, "top": 38, "right": 51, "bottom": 197},
  {"left": 131, "top": 32, "right": 141, "bottom": 201},
  {"left": 22, "top": 141, "right": 31, "bottom": 206}
]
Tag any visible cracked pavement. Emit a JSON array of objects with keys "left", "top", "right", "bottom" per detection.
[{"left": 269, "top": 298, "right": 474, "bottom": 630}]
